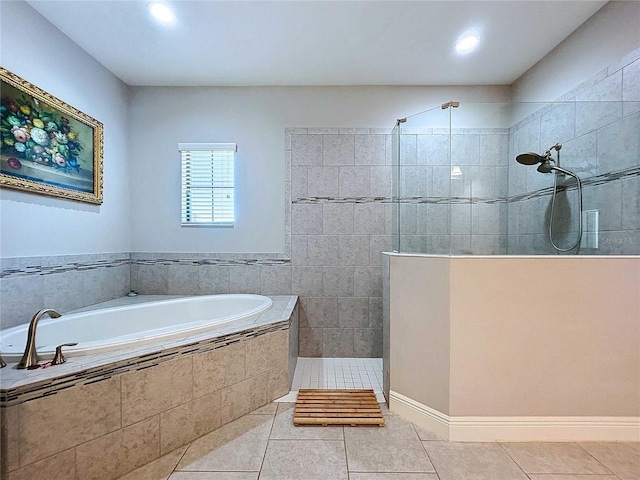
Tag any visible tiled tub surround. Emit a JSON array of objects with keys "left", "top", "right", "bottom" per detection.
[
  {"left": 130, "top": 252, "right": 292, "bottom": 296},
  {"left": 0, "top": 295, "right": 298, "bottom": 480},
  {"left": 0, "top": 253, "right": 131, "bottom": 330}
]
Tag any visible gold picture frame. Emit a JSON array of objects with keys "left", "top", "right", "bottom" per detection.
[{"left": 0, "top": 67, "right": 103, "bottom": 204}]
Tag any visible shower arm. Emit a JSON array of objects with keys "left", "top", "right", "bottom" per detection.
[{"left": 548, "top": 143, "right": 562, "bottom": 165}]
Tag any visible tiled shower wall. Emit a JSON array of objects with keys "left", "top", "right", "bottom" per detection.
[
  {"left": 396, "top": 128, "right": 510, "bottom": 255},
  {"left": 507, "top": 49, "right": 640, "bottom": 254},
  {"left": 289, "top": 129, "right": 392, "bottom": 357}
]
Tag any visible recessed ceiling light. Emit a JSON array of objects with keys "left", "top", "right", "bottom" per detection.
[
  {"left": 148, "top": 2, "right": 175, "bottom": 25},
  {"left": 456, "top": 34, "right": 479, "bottom": 54}
]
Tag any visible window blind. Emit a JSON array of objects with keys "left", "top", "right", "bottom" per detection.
[{"left": 179, "top": 143, "right": 236, "bottom": 226}]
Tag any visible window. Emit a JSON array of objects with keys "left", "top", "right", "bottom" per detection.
[{"left": 179, "top": 143, "right": 236, "bottom": 226}]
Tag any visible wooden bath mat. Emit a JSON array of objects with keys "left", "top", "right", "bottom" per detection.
[{"left": 294, "top": 389, "right": 384, "bottom": 427}]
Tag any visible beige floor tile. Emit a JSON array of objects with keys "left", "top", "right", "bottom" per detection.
[
  {"left": 580, "top": 442, "right": 640, "bottom": 480},
  {"left": 169, "top": 473, "right": 259, "bottom": 479},
  {"left": 249, "top": 403, "right": 278, "bottom": 415},
  {"left": 412, "top": 423, "right": 445, "bottom": 441},
  {"left": 501, "top": 442, "right": 613, "bottom": 475},
  {"left": 346, "top": 412, "right": 421, "bottom": 442},
  {"left": 349, "top": 474, "right": 439, "bottom": 480},
  {"left": 528, "top": 475, "right": 619, "bottom": 480},
  {"left": 117, "top": 446, "right": 188, "bottom": 480},
  {"left": 259, "top": 439, "right": 348, "bottom": 480},
  {"left": 269, "top": 402, "right": 344, "bottom": 440},
  {"left": 344, "top": 414, "right": 434, "bottom": 473},
  {"left": 176, "top": 414, "right": 273, "bottom": 472},
  {"left": 423, "top": 441, "right": 529, "bottom": 480}
]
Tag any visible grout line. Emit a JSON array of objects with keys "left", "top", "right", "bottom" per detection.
[
  {"left": 573, "top": 443, "right": 617, "bottom": 477},
  {"left": 416, "top": 433, "right": 442, "bottom": 480},
  {"left": 257, "top": 404, "right": 278, "bottom": 478},
  {"left": 170, "top": 442, "right": 191, "bottom": 476},
  {"left": 497, "top": 442, "right": 536, "bottom": 480}
]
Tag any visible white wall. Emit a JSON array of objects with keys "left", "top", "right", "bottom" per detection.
[
  {"left": 513, "top": 1, "right": 640, "bottom": 102},
  {"left": 129, "top": 85, "right": 509, "bottom": 253},
  {"left": 0, "top": 0, "right": 131, "bottom": 258}
]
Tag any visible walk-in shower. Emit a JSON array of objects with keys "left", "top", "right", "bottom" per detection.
[
  {"left": 516, "top": 143, "right": 583, "bottom": 252},
  {"left": 391, "top": 99, "right": 638, "bottom": 256},
  {"left": 385, "top": 93, "right": 640, "bottom": 442}
]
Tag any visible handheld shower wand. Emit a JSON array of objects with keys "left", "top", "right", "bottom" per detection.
[{"left": 515, "top": 143, "right": 583, "bottom": 252}]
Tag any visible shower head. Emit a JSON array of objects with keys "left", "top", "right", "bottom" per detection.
[
  {"left": 537, "top": 161, "right": 553, "bottom": 174},
  {"left": 516, "top": 152, "right": 547, "bottom": 165}
]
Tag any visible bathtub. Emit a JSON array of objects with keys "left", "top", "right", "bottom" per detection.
[{"left": 0, "top": 294, "right": 272, "bottom": 361}]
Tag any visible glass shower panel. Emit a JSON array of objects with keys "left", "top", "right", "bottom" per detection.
[
  {"left": 449, "top": 103, "right": 514, "bottom": 255},
  {"left": 395, "top": 105, "right": 450, "bottom": 254},
  {"left": 394, "top": 98, "right": 638, "bottom": 256},
  {"left": 391, "top": 123, "right": 400, "bottom": 252}
]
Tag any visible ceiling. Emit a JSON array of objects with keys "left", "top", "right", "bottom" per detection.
[{"left": 27, "top": 0, "right": 607, "bottom": 87}]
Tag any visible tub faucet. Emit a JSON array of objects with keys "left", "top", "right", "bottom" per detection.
[{"left": 17, "top": 309, "right": 61, "bottom": 369}]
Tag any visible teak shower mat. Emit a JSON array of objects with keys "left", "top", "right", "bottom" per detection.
[{"left": 293, "top": 389, "right": 384, "bottom": 427}]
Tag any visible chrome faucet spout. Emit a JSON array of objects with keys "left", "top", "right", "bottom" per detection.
[{"left": 17, "top": 309, "right": 61, "bottom": 369}]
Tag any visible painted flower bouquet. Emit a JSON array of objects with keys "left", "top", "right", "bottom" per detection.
[{"left": 1, "top": 94, "right": 84, "bottom": 173}]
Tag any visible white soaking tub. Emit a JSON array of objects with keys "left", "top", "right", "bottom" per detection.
[{"left": 0, "top": 294, "right": 272, "bottom": 360}]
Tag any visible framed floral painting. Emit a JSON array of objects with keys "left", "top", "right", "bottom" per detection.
[{"left": 0, "top": 67, "right": 103, "bottom": 204}]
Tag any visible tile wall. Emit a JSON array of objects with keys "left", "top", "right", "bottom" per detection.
[
  {"left": 396, "top": 127, "right": 510, "bottom": 255},
  {"left": 288, "top": 128, "right": 392, "bottom": 358},
  {"left": 0, "top": 253, "right": 130, "bottom": 330},
  {"left": 507, "top": 50, "right": 640, "bottom": 254},
  {"left": 130, "top": 253, "right": 292, "bottom": 296},
  {"left": 1, "top": 326, "right": 292, "bottom": 480}
]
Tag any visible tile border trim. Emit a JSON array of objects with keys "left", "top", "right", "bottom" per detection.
[
  {"left": 0, "top": 315, "right": 293, "bottom": 408},
  {"left": 509, "top": 166, "right": 640, "bottom": 203},
  {"left": 390, "top": 166, "right": 639, "bottom": 206},
  {"left": 132, "top": 257, "right": 291, "bottom": 267},
  {"left": 0, "top": 256, "right": 130, "bottom": 279}
]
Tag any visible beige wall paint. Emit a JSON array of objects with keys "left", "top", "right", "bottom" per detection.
[
  {"left": 389, "top": 255, "right": 451, "bottom": 415},
  {"left": 388, "top": 255, "right": 640, "bottom": 418},
  {"left": 449, "top": 257, "right": 640, "bottom": 417},
  {"left": 513, "top": 1, "right": 640, "bottom": 102}
]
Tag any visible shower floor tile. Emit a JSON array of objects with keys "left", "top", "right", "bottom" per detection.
[{"left": 280, "top": 357, "right": 384, "bottom": 402}]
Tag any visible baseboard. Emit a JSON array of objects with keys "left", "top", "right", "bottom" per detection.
[{"left": 389, "top": 390, "right": 640, "bottom": 442}]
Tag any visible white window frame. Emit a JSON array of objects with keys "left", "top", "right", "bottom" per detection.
[{"left": 179, "top": 142, "right": 237, "bottom": 227}]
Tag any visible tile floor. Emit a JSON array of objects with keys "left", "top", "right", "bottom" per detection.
[
  {"left": 116, "top": 359, "right": 639, "bottom": 480},
  {"left": 117, "top": 402, "right": 639, "bottom": 480}
]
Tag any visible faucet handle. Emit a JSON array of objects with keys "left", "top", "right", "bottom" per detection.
[{"left": 51, "top": 343, "right": 78, "bottom": 366}]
